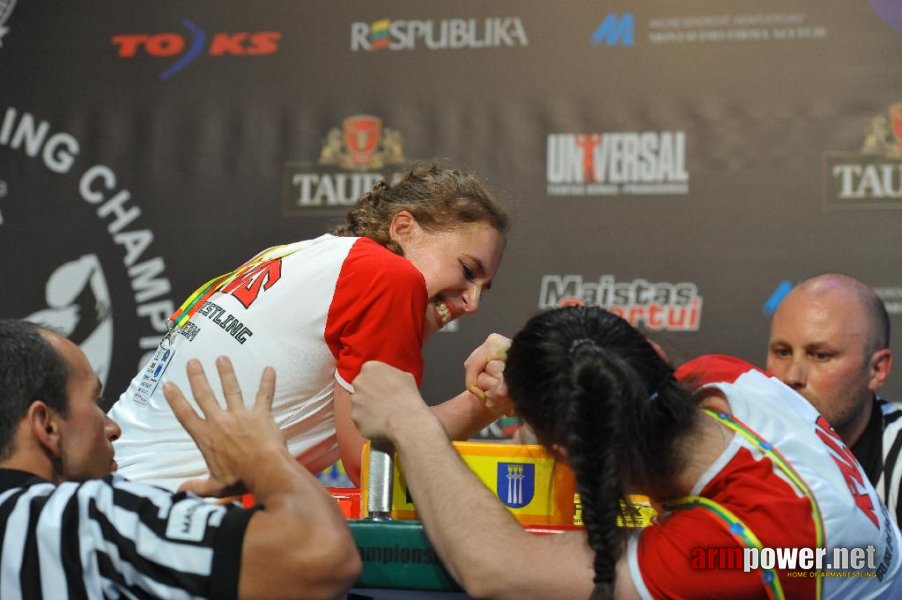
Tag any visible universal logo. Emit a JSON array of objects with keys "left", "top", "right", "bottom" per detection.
[
  {"left": 824, "top": 103, "right": 902, "bottom": 208},
  {"left": 547, "top": 131, "right": 689, "bottom": 196},
  {"left": 282, "top": 115, "right": 411, "bottom": 216}
]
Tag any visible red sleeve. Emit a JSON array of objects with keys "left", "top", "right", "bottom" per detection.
[
  {"left": 324, "top": 238, "right": 427, "bottom": 389},
  {"left": 635, "top": 511, "right": 770, "bottom": 599},
  {"left": 674, "top": 354, "right": 766, "bottom": 388}
]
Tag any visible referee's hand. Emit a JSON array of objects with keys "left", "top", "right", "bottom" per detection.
[{"left": 162, "top": 356, "right": 287, "bottom": 497}]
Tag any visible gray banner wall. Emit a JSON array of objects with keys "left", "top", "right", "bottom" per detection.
[{"left": 2, "top": 1, "right": 901, "bottom": 429}]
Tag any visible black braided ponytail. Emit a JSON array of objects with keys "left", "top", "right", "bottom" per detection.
[{"left": 505, "top": 306, "right": 698, "bottom": 597}]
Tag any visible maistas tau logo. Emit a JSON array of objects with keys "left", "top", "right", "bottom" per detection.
[
  {"left": 825, "top": 103, "right": 902, "bottom": 208},
  {"left": 112, "top": 20, "right": 281, "bottom": 80},
  {"left": 283, "top": 115, "right": 409, "bottom": 215}
]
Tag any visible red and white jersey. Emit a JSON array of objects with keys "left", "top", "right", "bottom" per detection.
[
  {"left": 628, "top": 355, "right": 902, "bottom": 599},
  {"left": 109, "top": 235, "right": 426, "bottom": 490}
]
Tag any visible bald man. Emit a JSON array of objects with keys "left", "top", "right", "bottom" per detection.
[{"left": 767, "top": 273, "right": 902, "bottom": 523}]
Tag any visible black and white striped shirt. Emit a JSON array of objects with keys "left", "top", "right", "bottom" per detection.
[
  {"left": 0, "top": 469, "right": 254, "bottom": 599},
  {"left": 877, "top": 397, "right": 902, "bottom": 525}
]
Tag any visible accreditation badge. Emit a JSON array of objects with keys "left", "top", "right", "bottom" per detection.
[{"left": 132, "top": 331, "right": 176, "bottom": 407}]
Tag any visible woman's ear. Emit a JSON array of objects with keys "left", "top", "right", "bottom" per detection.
[
  {"left": 27, "top": 401, "right": 62, "bottom": 456},
  {"left": 388, "top": 210, "right": 417, "bottom": 244}
]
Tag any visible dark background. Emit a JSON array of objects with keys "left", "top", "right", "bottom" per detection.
[{"left": 2, "top": 1, "right": 901, "bottom": 424}]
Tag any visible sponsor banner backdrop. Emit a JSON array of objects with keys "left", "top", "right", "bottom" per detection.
[{"left": 2, "top": 0, "right": 902, "bottom": 430}]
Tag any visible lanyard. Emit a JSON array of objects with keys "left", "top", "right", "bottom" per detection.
[
  {"left": 168, "top": 243, "right": 298, "bottom": 330},
  {"left": 665, "top": 408, "right": 825, "bottom": 600}
]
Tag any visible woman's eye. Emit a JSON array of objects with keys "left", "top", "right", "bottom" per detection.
[{"left": 461, "top": 263, "right": 476, "bottom": 281}]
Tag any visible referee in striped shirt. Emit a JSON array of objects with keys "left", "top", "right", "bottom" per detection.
[{"left": 0, "top": 319, "right": 360, "bottom": 599}]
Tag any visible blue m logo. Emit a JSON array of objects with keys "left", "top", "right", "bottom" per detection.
[{"left": 590, "top": 13, "right": 635, "bottom": 47}]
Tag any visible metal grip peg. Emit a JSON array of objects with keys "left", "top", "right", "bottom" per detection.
[{"left": 366, "top": 441, "right": 394, "bottom": 519}]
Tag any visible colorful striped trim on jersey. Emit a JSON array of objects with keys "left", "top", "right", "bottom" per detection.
[
  {"left": 168, "top": 244, "right": 296, "bottom": 329},
  {"left": 666, "top": 496, "right": 785, "bottom": 600},
  {"left": 665, "top": 408, "right": 826, "bottom": 600},
  {"left": 705, "top": 410, "right": 826, "bottom": 553}
]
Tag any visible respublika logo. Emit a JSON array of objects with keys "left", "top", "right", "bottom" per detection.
[
  {"left": 351, "top": 17, "right": 528, "bottom": 51},
  {"left": 824, "top": 103, "right": 902, "bottom": 208},
  {"left": 540, "top": 275, "right": 703, "bottom": 331},
  {"left": 283, "top": 115, "right": 408, "bottom": 214},
  {"left": 0, "top": 0, "right": 17, "bottom": 47},
  {"left": 591, "top": 12, "right": 635, "bottom": 47},
  {"left": 497, "top": 463, "right": 535, "bottom": 508},
  {"left": 547, "top": 132, "right": 689, "bottom": 196},
  {"left": 111, "top": 21, "right": 281, "bottom": 80}
]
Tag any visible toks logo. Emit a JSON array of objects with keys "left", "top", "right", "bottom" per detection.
[
  {"left": 824, "top": 103, "right": 902, "bottom": 208},
  {"left": 540, "top": 274, "right": 703, "bottom": 332},
  {"left": 111, "top": 20, "right": 281, "bottom": 80},
  {"left": 283, "top": 115, "right": 409, "bottom": 214},
  {"left": 547, "top": 131, "right": 689, "bottom": 196}
]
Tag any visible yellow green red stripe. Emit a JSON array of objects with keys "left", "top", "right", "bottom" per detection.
[{"left": 702, "top": 408, "right": 824, "bottom": 599}]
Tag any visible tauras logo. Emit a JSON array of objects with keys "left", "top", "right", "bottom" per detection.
[
  {"left": 0, "top": 106, "right": 175, "bottom": 370},
  {"left": 825, "top": 103, "right": 902, "bottom": 208},
  {"left": 540, "top": 274, "right": 703, "bottom": 331},
  {"left": 547, "top": 132, "right": 689, "bottom": 196},
  {"left": 351, "top": 17, "right": 528, "bottom": 51},
  {"left": 283, "top": 115, "right": 411, "bottom": 215}
]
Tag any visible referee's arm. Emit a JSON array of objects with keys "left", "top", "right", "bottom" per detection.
[{"left": 164, "top": 358, "right": 361, "bottom": 600}]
